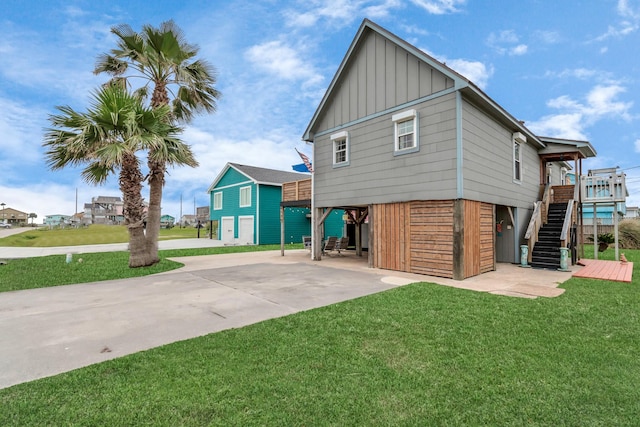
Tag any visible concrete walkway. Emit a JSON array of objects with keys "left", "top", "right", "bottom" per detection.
[
  {"left": 0, "top": 227, "right": 225, "bottom": 259},
  {"left": 0, "top": 229, "right": 579, "bottom": 389}
]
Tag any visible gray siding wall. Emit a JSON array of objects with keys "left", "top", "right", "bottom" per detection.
[
  {"left": 314, "top": 31, "right": 454, "bottom": 132},
  {"left": 314, "top": 93, "right": 458, "bottom": 207},
  {"left": 461, "top": 98, "right": 541, "bottom": 210}
]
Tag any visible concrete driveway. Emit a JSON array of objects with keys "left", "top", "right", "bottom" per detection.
[{"left": 0, "top": 250, "right": 416, "bottom": 389}]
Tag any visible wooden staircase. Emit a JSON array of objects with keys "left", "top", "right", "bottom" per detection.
[{"left": 531, "top": 202, "right": 568, "bottom": 269}]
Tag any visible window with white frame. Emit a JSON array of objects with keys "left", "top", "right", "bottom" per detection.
[
  {"left": 331, "top": 130, "right": 349, "bottom": 166},
  {"left": 392, "top": 109, "right": 419, "bottom": 154},
  {"left": 513, "top": 140, "right": 522, "bottom": 181},
  {"left": 239, "top": 186, "right": 251, "bottom": 207},
  {"left": 213, "top": 192, "right": 222, "bottom": 210}
]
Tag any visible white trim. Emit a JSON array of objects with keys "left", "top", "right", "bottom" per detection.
[{"left": 211, "top": 180, "right": 253, "bottom": 192}]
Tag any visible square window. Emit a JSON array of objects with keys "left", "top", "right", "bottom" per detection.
[{"left": 240, "top": 186, "right": 251, "bottom": 207}]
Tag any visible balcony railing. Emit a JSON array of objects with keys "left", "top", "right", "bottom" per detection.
[
  {"left": 581, "top": 173, "right": 627, "bottom": 204},
  {"left": 282, "top": 178, "right": 311, "bottom": 202}
]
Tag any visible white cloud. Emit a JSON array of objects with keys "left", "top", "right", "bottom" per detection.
[
  {"left": 422, "top": 48, "right": 494, "bottom": 90},
  {"left": 634, "top": 139, "right": 640, "bottom": 153},
  {"left": 445, "top": 58, "right": 494, "bottom": 89},
  {"left": 245, "top": 40, "right": 324, "bottom": 87},
  {"left": 527, "top": 84, "right": 633, "bottom": 139},
  {"left": 534, "top": 30, "right": 561, "bottom": 44},
  {"left": 410, "top": 0, "right": 466, "bottom": 14},
  {"left": 486, "top": 30, "right": 528, "bottom": 56},
  {"left": 527, "top": 113, "right": 586, "bottom": 140},
  {"left": 594, "top": 0, "right": 640, "bottom": 41},
  {"left": 284, "top": 0, "right": 461, "bottom": 28},
  {"left": 511, "top": 44, "right": 528, "bottom": 56}
]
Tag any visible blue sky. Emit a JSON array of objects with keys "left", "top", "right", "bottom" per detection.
[{"left": 1, "top": 0, "right": 640, "bottom": 220}]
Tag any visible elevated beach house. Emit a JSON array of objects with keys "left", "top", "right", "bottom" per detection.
[{"left": 288, "top": 19, "right": 602, "bottom": 280}]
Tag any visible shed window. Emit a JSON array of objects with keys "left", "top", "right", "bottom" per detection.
[
  {"left": 392, "top": 109, "right": 419, "bottom": 155},
  {"left": 240, "top": 186, "right": 251, "bottom": 207},
  {"left": 213, "top": 192, "right": 222, "bottom": 210},
  {"left": 331, "top": 130, "right": 350, "bottom": 167}
]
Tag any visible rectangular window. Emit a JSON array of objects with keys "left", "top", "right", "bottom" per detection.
[
  {"left": 397, "top": 119, "right": 414, "bottom": 150},
  {"left": 392, "top": 109, "right": 419, "bottom": 155},
  {"left": 240, "top": 186, "right": 251, "bottom": 207},
  {"left": 213, "top": 192, "right": 222, "bottom": 210},
  {"left": 514, "top": 141, "right": 522, "bottom": 181},
  {"left": 331, "top": 130, "right": 349, "bottom": 167}
]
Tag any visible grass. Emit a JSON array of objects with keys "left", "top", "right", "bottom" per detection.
[
  {"left": 0, "top": 244, "right": 300, "bottom": 293},
  {"left": 0, "top": 224, "right": 207, "bottom": 247},
  {"left": 0, "top": 237, "right": 638, "bottom": 424},
  {"left": 1, "top": 256, "right": 639, "bottom": 425}
]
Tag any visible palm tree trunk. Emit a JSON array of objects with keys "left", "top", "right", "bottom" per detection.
[
  {"left": 144, "top": 158, "right": 164, "bottom": 265},
  {"left": 120, "top": 153, "right": 153, "bottom": 267}
]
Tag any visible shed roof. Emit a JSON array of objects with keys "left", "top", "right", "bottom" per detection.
[{"left": 207, "top": 162, "right": 310, "bottom": 193}]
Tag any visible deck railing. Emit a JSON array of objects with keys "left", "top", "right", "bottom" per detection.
[
  {"left": 282, "top": 178, "right": 312, "bottom": 202},
  {"left": 581, "top": 173, "right": 626, "bottom": 203}
]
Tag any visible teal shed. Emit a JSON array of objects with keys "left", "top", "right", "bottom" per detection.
[{"left": 207, "top": 163, "right": 343, "bottom": 245}]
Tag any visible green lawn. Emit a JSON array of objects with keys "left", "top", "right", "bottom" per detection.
[
  {"left": 0, "top": 243, "right": 638, "bottom": 425},
  {"left": 0, "top": 224, "right": 206, "bottom": 247}
]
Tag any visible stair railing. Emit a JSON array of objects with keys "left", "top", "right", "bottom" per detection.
[
  {"left": 560, "top": 200, "right": 573, "bottom": 247},
  {"left": 541, "top": 183, "right": 551, "bottom": 224},
  {"left": 523, "top": 184, "right": 551, "bottom": 264},
  {"left": 524, "top": 201, "right": 542, "bottom": 264}
]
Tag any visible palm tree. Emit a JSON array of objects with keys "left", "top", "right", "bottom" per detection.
[
  {"left": 94, "top": 20, "right": 220, "bottom": 264},
  {"left": 43, "top": 85, "right": 196, "bottom": 267}
]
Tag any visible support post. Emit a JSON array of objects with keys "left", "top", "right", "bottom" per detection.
[
  {"left": 452, "top": 199, "right": 465, "bottom": 280},
  {"left": 368, "top": 204, "right": 374, "bottom": 268},
  {"left": 280, "top": 206, "right": 285, "bottom": 256},
  {"left": 593, "top": 203, "right": 598, "bottom": 260}
]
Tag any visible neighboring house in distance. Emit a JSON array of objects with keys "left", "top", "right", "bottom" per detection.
[
  {"left": 207, "top": 163, "right": 344, "bottom": 245},
  {"left": 0, "top": 207, "right": 28, "bottom": 226},
  {"left": 44, "top": 214, "right": 71, "bottom": 227},
  {"left": 180, "top": 214, "right": 197, "bottom": 227},
  {"left": 301, "top": 19, "right": 598, "bottom": 279},
  {"left": 625, "top": 206, "right": 639, "bottom": 219},
  {"left": 160, "top": 215, "right": 175, "bottom": 228},
  {"left": 196, "top": 206, "right": 210, "bottom": 224},
  {"left": 83, "top": 196, "right": 124, "bottom": 225}
]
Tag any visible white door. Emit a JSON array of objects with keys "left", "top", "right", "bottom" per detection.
[
  {"left": 221, "top": 217, "right": 234, "bottom": 244},
  {"left": 238, "top": 216, "right": 255, "bottom": 244}
]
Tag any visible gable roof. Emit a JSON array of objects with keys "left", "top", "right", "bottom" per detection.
[
  {"left": 207, "top": 162, "right": 310, "bottom": 193},
  {"left": 302, "top": 19, "right": 544, "bottom": 149}
]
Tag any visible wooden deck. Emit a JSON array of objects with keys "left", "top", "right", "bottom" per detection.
[{"left": 573, "top": 259, "right": 634, "bottom": 283}]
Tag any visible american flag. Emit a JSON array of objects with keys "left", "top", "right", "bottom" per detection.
[{"left": 295, "top": 148, "right": 313, "bottom": 173}]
